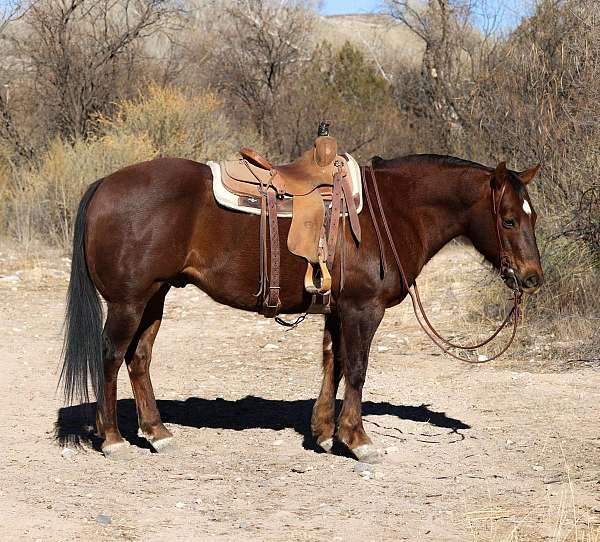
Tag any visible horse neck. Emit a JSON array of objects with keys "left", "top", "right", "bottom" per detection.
[{"left": 378, "top": 161, "right": 486, "bottom": 282}]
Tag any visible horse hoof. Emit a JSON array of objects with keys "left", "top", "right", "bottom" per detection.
[
  {"left": 102, "top": 441, "right": 136, "bottom": 461},
  {"left": 151, "top": 437, "right": 178, "bottom": 455},
  {"left": 352, "top": 444, "right": 382, "bottom": 464},
  {"left": 317, "top": 437, "right": 333, "bottom": 453}
]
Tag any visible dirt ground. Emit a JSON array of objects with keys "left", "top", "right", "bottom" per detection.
[{"left": 1, "top": 243, "right": 598, "bottom": 541}]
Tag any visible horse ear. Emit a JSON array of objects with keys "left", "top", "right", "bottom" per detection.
[
  {"left": 491, "top": 161, "right": 508, "bottom": 189},
  {"left": 517, "top": 164, "right": 541, "bottom": 185}
]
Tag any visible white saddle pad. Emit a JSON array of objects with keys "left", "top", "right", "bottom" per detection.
[{"left": 207, "top": 153, "right": 363, "bottom": 218}]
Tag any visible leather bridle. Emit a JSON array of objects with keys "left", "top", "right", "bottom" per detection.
[{"left": 362, "top": 164, "right": 523, "bottom": 363}]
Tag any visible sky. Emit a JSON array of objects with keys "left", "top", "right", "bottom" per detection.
[
  {"left": 321, "top": 0, "right": 381, "bottom": 15},
  {"left": 320, "top": 0, "right": 532, "bottom": 30}
]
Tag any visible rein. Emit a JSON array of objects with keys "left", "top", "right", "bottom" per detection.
[{"left": 362, "top": 164, "right": 523, "bottom": 363}]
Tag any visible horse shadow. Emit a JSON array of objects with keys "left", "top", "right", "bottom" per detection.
[{"left": 54, "top": 396, "right": 470, "bottom": 454}]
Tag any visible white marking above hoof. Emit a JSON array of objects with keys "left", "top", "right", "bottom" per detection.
[
  {"left": 102, "top": 441, "right": 135, "bottom": 461},
  {"left": 352, "top": 444, "right": 382, "bottom": 464},
  {"left": 318, "top": 438, "right": 333, "bottom": 453},
  {"left": 151, "top": 437, "right": 177, "bottom": 454}
]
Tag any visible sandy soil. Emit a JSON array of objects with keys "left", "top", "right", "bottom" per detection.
[{"left": 0, "top": 244, "right": 598, "bottom": 541}]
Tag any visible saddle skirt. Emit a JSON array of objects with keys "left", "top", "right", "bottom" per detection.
[{"left": 208, "top": 153, "right": 363, "bottom": 218}]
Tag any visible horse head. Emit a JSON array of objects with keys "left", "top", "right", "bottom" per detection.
[{"left": 468, "top": 162, "right": 543, "bottom": 294}]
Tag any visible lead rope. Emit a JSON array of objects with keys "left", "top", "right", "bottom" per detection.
[{"left": 362, "top": 165, "right": 522, "bottom": 363}]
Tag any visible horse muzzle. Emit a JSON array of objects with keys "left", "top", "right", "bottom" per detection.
[{"left": 503, "top": 268, "right": 543, "bottom": 294}]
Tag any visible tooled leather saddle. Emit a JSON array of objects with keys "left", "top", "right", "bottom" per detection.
[{"left": 218, "top": 122, "right": 361, "bottom": 317}]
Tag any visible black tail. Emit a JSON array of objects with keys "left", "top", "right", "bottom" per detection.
[{"left": 59, "top": 179, "right": 104, "bottom": 406}]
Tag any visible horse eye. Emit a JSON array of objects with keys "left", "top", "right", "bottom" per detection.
[{"left": 502, "top": 218, "right": 516, "bottom": 229}]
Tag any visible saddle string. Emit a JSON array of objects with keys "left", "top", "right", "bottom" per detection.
[{"left": 362, "top": 164, "right": 522, "bottom": 362}]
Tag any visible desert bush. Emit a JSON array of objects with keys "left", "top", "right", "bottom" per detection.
[
  {"left": 96, "top": 85, "right": 260, "bottom": 162},
  {"left": 0, "top": 86, "right": 259, "bottom": 249},
  {"left": 3, "top": 133, "right": 156, "bottom": 248}
]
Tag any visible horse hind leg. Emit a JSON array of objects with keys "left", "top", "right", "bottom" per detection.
[
  {"left": 96, "top": 301, "right": 145, "bottom": 459},
  {"left": 125, "top": 284, "right": 175, "bottom": 454},
  {"left": 311, "top": 314, "right": 343, "bottom": 452}
]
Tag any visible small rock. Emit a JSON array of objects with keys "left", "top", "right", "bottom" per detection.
[
  {"left": 354, "top": 462, "right": 373, "bottom": 474},
  {"left": 95, "top": 514, "right": 112, "bottom": 526},
  {"left": 385, "top": 446, "right": 399, "bottom": 454},
  {"left": 0, "top": 275, "right": 19, "bottom": 282},
  {"left": 291, "top": 465, "right": 306, "bottom": 473},
  {"left": 377, "top": 346, "right": 390, "bottom": 353},
  {"left": 61, "top": 447, "right": 77, "bottom": 459},
  {"left": 272, "top": 439, "right": 283, "bottom": 446},
  {"left": 263, "top": 343, "right": 279, "bottom": 350},
  {"left": 477, "top": 354, "right": 489, "bottom": 362},
  {"left": 239, "top": 521, "right": 249, "bottom": 529},
  {"left": 175, "top": 501, "right": 185, "bottom": 508},
  {"left": 532, "top": 465, "right": 544, "bottom": 471}
]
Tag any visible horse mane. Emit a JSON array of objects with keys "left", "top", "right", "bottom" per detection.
[
  {"left": 372, "top": 154, "right": 528, "bottom": 194},
  {"left": 372, "top": 154, "right": 493, "bottom": 172}
]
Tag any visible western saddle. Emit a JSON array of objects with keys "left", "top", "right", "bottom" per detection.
[{"left": 219, "top": 122, "right": 361, "bottom": 317}]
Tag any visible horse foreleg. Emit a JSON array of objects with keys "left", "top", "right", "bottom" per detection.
[
  {"left": 96, "top": 302, "right": 144, "bottom": 458},
  {"left": 311, "top": 313, "right": 344, "bottom": 452},
  {"left": 336, "top": 302, "right": 384, "bottom": 463},
  {"left": 125, "top": 285, "right": 175, "bottom": 453}
]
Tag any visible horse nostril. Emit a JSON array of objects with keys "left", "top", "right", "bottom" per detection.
[{"left": 524, "top": 274, "right": 540, "bottom": 289}]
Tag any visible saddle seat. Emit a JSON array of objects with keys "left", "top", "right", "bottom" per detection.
[{"left": 239, "top": 134, "right": 338, "bottom": 197}]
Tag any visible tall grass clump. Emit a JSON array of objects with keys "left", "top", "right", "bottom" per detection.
[
  {"left": 0, "top": 86, "right": 260, "bottom": 250},
  {"left": 3, "top": 133, "right": 156, "bottom": 248},
  {"left": 96, "top": 85, "right": 260, "bottom": 162}
]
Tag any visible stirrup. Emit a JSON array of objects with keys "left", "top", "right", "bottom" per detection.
[{"left": 304, "top": 256, "right": 331, "bottom": 295}]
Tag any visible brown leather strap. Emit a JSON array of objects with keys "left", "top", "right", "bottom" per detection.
[
  {"left": 341, "top": 173, "right": 361, "bottom": 244},
  {"left": 327, "top": 169, "right": 344, "bottom": 265},
  {"left": 340, "top": 196, "right": 347, "bottom": 291},
  {"left": 255, "top": 191, "right": 268, "bottom": 299},
  {"left": 264, "top": 188, "right": 280, "bottom": 316}
]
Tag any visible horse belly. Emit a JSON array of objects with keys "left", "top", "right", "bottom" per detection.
[{"left": 181, "top": 203, "right": 310, "bottom": 313}]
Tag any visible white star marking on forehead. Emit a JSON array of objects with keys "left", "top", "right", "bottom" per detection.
[{"left": 522, "top": 199, "right": 532, "bottom": 215}]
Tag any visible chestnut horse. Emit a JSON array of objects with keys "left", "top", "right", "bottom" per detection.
[{"left": 60, "top": 154, "right": 542, "bottom": 461}]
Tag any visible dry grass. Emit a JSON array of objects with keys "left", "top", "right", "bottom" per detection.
[
  {"left": 0, "top": 86, "right": 260, "bottom": 250},
  {"left": 465, "top": 232, "right": 600, "bottom": 359},
  {"left": 464, "top": 440, "right": 600, "bottom": 541},
  {"left": 2, "top": 133, "right": 156, "bottom": 249},
  {"left": 96, "top": 85, "right": 260, "bottom": 162}
]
